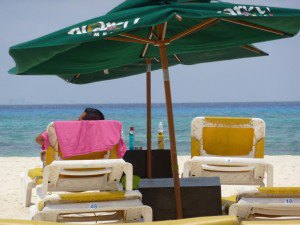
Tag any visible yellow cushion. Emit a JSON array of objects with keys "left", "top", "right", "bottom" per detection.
[
  {"left": 36, "top": 178, "right": 43, "bottom": 185},
  {"left": 205, "top": 117, "right": 252, "bottom": 125},
  {"left": 45, "top": 145, "right": 119, "bottom": 165},
  {"left": 254, "top": 138, "right": 265, "bottom": 158},
  {"left": 238, "top": 187, "right": 300, "bottom": 201},
  {"left": 258, "top": 187, "right": 300, "bottom": 195},
  {"left": 109, "top": 146, "right": 118, "bottom": 159},
  {"left": 59, "top": 191, "right": 126, "bottom": 202},
  {"left": 27, "top": 168, "right": 43, "bottom": 180},
  {"left": 191, "top": 117, "right": 265, "bottom": 158},
  {"left": 203, "top": 127, "right": 254, "bottom": 156},
  {"left": 191, "top": 136, "right": 201, "bottom": 158},
  {"left": 222, "top": 195, "right": 237, "bottom": 205},
  {"left": 222, "top": 195, "right": 237, "bottom": 214}
]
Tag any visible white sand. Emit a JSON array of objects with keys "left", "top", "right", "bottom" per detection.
[{"left": 0, "top": 155, "right": 300, "bottom": 220}]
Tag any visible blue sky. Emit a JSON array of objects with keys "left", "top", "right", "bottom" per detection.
[{"left": 0, "top": 0, "right": 299, "bottom": 105}]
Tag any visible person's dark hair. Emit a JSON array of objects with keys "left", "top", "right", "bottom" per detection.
[{"left": 83, "top": 108, "right": 105, "bottom": 120}]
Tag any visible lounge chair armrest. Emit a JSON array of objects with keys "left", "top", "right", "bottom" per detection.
[
  {"left": 191, "top": 156, "right": 272, "bottom": 167},
  {"left": 123, "top": 162, "right": 133, "bottom": 191},
  {"left": 50, "top": 159, "right": 127, "bottom": 169},
  {"left": 60, "top": 168, "right": 112, "bottom": 176}
]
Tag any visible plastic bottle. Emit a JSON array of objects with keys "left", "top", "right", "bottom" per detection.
[
  {"left": 129, "top": 127, "right": 135, "bottom": 150},
  {"left": 157, "top": 122, "right": 165, "bottom": 150}
]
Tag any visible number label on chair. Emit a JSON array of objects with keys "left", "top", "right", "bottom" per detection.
[
  {"left": 89, "top": 203, "right": 99, "bottom": 209},
  {"left": 285, "top": 198, "right": 293, "bottom": 204}
]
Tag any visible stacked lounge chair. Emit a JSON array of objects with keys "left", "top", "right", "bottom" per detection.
[
  {"left": 229, "top": 187, "right": 300, "bottom": 221},
  {"left": 182, "top": 117, "right": 300, "bottom": 223},
  {"left": 21, "top": 121, "right": 152, "bottom": 223},
  {"left": 182, "top": 117, "right": 273, "bottom": 187}
]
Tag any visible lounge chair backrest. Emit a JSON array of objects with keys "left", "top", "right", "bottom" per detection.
[
  {"left": 191, "top": 117, "right": 265, "bottom": 158},
  {"left": 45, "top": 122, "right": 119, "bottom": 165},
  {"left": 41, "top": 159, "right": 133, "bottom": 197}
]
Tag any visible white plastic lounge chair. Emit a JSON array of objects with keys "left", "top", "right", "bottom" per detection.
[
  {"left": 30, "top": 191, "right": 152, "bottom": 223},
  {"left": 21, "top": 121, "right": 124, "bottom": 207},
  {"left": 182, "top": 117, "right": 273, "bottom": 187},
  {"left": 229, "top": 187, "right": 300, "bottom": 221},
  {"left": 29, "top": 160, "right": 152, "bottom": 223}
]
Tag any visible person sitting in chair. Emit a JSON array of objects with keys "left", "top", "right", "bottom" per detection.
[
  {"left": 35, "top": 108, "right": 105, "bottom": 166},
  {"left": 36, "top": 107, "right": 105, "bottom": 147},
  {"left": 78, "top": 107, "right": 105, "bottom": 121}
]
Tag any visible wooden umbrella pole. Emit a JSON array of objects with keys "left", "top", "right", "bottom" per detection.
[
  {"left": 159, "top": 43, "right": 183, "bottom": 219},
  {"left": 146, "top": 58, "right": 152, "bottom": 178}
]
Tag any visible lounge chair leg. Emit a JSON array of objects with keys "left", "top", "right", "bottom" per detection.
[
  {"left": 20, "top": 172, "right": 33, "bottom": 207},
  {"left": 266, "top": 164, "right": 274, "bottom": 187},
  {"left": 34, "top": 214, "right": 58, "bottom": 222},
  {"left": 182, "top": 161, "right": 191, "bottom": 178},
  {"left": 31, "top": 209, "right": 57, "bottom": 222},
  {"left": 43, "top": 213, "right": 59, "bottom": 222},
  {"left": 142, "top": 206, "right": 153, "bottom": 222}
]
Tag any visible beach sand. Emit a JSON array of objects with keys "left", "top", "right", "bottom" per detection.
[{"left": 0, "top": 155, "right": 300, "bottom": 220}]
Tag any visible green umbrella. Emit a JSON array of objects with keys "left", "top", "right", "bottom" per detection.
[
  {"left": 9, "top": 0, "right": 300, "bottom": 218},
  {"left": 8, "top": 1, "right": 300, "bottom": 76}
]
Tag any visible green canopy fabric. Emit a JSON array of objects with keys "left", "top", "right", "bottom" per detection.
[
  {"left": 58, "top": 45, "right": 267, "bottom": 84},
  {"left": 108, "top": 0, "right": 212, "bottom": 14},
  {"left": 9, "top": 0, "right": 300, "bottom": 77}
]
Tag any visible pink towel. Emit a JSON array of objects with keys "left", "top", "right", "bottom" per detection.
[{"left": 54, "top": 120, "right": 127, "bottom": 158}]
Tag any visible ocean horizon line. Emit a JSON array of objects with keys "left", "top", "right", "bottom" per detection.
[{"left": 0, "top": 101, "right": 299, "bottom": 107}]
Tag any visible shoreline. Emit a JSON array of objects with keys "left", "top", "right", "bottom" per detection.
[{"left": 0, "top": 155, "right": 300, "bottom": 220}]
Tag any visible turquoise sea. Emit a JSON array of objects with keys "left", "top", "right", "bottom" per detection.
[{"left": 0, "top": 102, "right": 299, "bottom": 157}]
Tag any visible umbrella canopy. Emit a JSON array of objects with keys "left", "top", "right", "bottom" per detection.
[
  {"left": 9, "top": 0, "right": 300, "bottom": 75},
  {"left": 58, "top": 45, "right": 267, "bottom": 84},
  {"left": 8, "top": 0, "right": 300, "bottom": 219}
]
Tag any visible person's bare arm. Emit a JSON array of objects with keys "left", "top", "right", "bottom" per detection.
[{"left": 35, "top": 134, "right": 44, "bottom": 146}]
